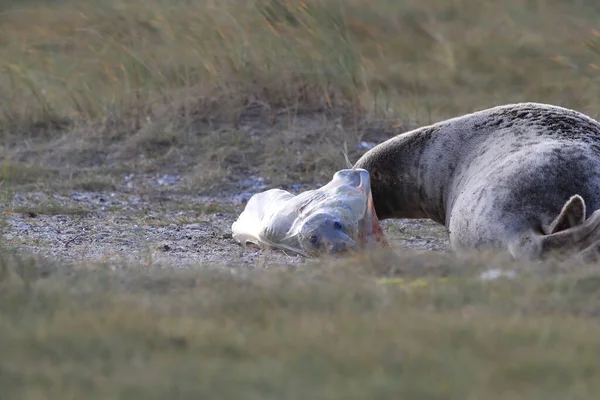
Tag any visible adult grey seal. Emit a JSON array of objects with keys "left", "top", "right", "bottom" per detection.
[{"left": 354, "top": 102, "right": 600, "bottom": 262}]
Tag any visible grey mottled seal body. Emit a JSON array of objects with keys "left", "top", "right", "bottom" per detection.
[{"left": 354, "top": 102, "right": 600, "bottom": 261}]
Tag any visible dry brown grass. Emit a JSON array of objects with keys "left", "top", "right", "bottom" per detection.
[
  {"left": 3, "top": 0, "right": 600, "bottom": 191},
  {"left": 2, "top": 0, "right": 600, "bottom": 122}
]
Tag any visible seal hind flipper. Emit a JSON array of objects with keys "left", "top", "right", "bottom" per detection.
[
  {"left": 544, "top": 195, "right": 587, "bottom": 235},
  {"left": 539, "top": 208, "right": 600, "bottom": 256},
  {"left": 510, "top": 208, "right": 600, "bottom": 261},
  {"left": 575, "top": 239, "right": 600, "bottom": 263}
]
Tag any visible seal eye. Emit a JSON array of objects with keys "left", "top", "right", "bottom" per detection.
[
  {"left": 310, "top": 234, "right": 319, "bottom": 246},
  {"left": 333, "top": 221, "right": 343, "bottom": 230}
]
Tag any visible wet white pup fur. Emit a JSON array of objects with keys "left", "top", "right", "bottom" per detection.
[{"left": 354, "top": 102, "right": 600, "bottom": 261}]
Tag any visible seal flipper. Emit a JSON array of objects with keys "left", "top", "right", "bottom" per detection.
[
  {"left": 544, "top": 195, "right": 586, "bottom": 235},
  {"left": 508, "top": 196, "right": 599, "bottom": 261}
]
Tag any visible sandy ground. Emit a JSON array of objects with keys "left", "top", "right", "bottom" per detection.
[
  {"left": 1, "top": 111, "right": 453, "bottom": 267},
  {"left": 2, "top": 179, "right": 450, "bottom": 267}
]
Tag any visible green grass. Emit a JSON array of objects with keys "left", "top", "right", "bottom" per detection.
[{"left": 2, "top": 250, "right": 600, "bottom": 399}]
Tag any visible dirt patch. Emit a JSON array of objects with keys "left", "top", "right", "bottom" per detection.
[
  {"left": 3, "top": 182, "right": 449, "bottom": 267},
  {"left": 1, "top": 110, "right": 449, "bottom": 267}
]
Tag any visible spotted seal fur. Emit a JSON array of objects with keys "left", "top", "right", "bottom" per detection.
[{"left": 354, "top": 102, "right": 600, "bottom": 262}]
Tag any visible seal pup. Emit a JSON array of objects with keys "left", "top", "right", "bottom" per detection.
[
  {"left": 232, "top": 168, "right": 388, "bottom": 257},
  {"left": 354, "top": 102, "right": 600, "bottom": 262}
]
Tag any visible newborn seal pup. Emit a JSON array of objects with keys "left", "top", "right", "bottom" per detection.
[
  {"left": 354, "top": 102, "right": 600, "bottom": 262},
  {"left": 232, "top": 168, "right": 388, "bottom": 257}
]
